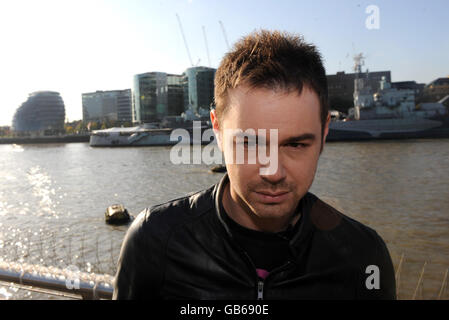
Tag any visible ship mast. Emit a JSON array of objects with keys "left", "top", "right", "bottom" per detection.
[
  {"left": 353, "top": 53, "right": 365, "bottom": 76},
  {"left": 353, "top": 53, "right": 365, "bottom": 119}
]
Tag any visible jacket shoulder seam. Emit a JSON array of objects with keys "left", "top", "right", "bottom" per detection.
[{"left": 149, "top": 185, "right": 216, "bottom": 212}]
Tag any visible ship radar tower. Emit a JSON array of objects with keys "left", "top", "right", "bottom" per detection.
[
  {"left": 353, "top": 53, "right": 365, "bottom": 76},
  {"left": 353, "top": 53, "right": 369, "bottom": 119}
]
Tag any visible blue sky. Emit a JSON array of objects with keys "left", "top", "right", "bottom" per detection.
[{"left": 0, "top": 0, "right": 448, "bottom": 125}]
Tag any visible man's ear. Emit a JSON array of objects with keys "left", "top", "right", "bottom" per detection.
[
  {"left": 320, "top": 112, "right": 331, "bottom": 153},
  {"left": 210, "top": 109, "right": 223, "bottom": 151}
]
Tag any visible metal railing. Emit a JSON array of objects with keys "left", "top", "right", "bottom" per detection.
[
  {"left": 1, "top": 254, "right": 447, "bottom": 300},
  {"left": 0, "top": 260, "right": 114, "bottom": 299}
]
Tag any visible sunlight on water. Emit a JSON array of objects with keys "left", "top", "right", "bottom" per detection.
[
  {"left": 26, "top": 166, "right": 59, "bottom": 218},
  {"left": 11, "top": 144, "right": 24, "bottom": 153},
  {"left": 0, "top": 287, "right": 13, "bottom": 300}
]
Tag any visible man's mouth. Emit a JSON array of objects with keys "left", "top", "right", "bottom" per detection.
[{"left": 253, "top": 190, "right": 290, "bottom": 203}]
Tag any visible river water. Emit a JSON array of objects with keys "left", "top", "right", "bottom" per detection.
[{"left": 0, "top": 140, "right": 448, "bottom": 299}]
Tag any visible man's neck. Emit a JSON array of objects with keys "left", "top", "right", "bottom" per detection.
[{"left": 222, "top": 182, "right": 301, "bottom": 233}]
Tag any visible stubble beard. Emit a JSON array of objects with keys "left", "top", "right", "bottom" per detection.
[{"left": 241, "top": 180, "right": 301, "bottom": 220}]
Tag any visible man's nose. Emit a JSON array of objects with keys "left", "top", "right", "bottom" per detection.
[{"left": 259, "top": 160, "right": 287, "bottom": 184}]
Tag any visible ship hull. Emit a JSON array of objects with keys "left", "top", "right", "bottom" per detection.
[
  {"left": 328, "top": 116, "right": 449, "bottom": 141},
  {"left": 89, "top": 127, "right": 209, "bottom": 147},
  {"left": 90, "top": 132, "right": 175, "bottom": 147}
]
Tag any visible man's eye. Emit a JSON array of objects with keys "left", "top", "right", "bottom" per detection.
[
  {"left": 243, "top": 141, "right": 257, "bottom": 147},
  {"left": 237, "top": 140, "right": 256, "bottom": 147},
  {"left": 287, "top": 142, "right": 308, "bottom": 148}
]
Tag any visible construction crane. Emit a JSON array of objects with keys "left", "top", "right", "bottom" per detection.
[
  {"left": 202, "top": 25, "right": 211, "bottom": 67},
  {"left": 219, "top": 20, "right": 230, "bottom": 51},
  {"left": 176, "top": 13, "right": 194, "bottom": 67}
]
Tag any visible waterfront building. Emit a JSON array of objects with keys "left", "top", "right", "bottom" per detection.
[
  {"left": 116, "top": 90, "right": 133, "bottom": 123},
  {"left": 0, "top": 126, "right": 11, "bottom": 136},
  {"left": 132, "top": 67, "right": 216, "bottom": 124},
  {"left": 422, "top": 77, "right": 449, "bottom": 102},
  {"left": 132, "top": 72, "right": 186, "bottom": 123},
  {"left": 183, "top": 66, "right": 216, "bottom": 114},
  {"left": 391, "top": 81, "right": 425, "bottom": 96},
  {"left": 12, "top": 91, "right": 65, "bottom": 135},
  {"left": 82, "top": 89, "right": 132, "bottom": 123},
  {"left": 132, "top": 72, "right": 167, "bottom": 123},
  {"left": 167, "top": 74, "right": 185, "bottom": 116}
]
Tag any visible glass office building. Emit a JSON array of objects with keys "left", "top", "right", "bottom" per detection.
[
  {"left": 132, "top": 72, "right": 186, "bottom": 123},
  {"left": 116, "top": 89, "right": 132, "bottom": 123},
  {"left": 167, "top": 74, "right": 185, "bottom": 116},
  {"left": 184, "top": 66, "right": 216, "bottom": 113},
  {"left": 82, "top": 89, "right": 132, "bottom": 123},
  {"left": 133, "top": 72, "right": 167, "bottom": 123},
  {"left": 12, "top": 91, "right": 65, "bottom": 134}
]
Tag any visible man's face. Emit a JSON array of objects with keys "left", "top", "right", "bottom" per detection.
[{"left": 212, "top": 84, "right": 329, "bottom": 221}]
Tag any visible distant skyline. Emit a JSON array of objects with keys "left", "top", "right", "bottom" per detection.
[{"left": 0, "top": 0, "right": 448, "bottom": 126}]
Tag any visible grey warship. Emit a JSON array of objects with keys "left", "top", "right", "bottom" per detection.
[{"left": 328, "top": 54, "right": 449, "bottom": 141}]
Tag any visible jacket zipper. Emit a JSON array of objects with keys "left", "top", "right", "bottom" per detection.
[
  {"left": 229, "top": 240, "right": 295, "bottom": 300},
  {"left": 221, "top": 223, "right": 294, "bottom": 300},
  {"left": 256, "top": 262, "right": 294, "bottom": 300},
  {"left": 258, "top": 261, "right": 292, "bottom": 300},
  {"left": 257, "top": 280, "right": 264, "bottom": 300}
]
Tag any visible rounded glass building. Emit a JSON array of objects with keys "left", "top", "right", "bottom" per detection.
[{"left": 12, "top": 91, "right": 66, "bottom": 134}]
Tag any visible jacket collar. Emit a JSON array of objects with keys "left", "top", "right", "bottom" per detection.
[
  {"left": 214, "top": 172, "right": 233, "bottom": 237},
  {"left": 213, "top": 172, "right": 316, "bottom": 253}
]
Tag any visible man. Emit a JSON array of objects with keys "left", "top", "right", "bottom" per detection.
[{"left": 113, "top": 30, "right": 396, "bottom": 300}]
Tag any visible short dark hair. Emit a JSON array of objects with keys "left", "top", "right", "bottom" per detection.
[{"left": 214, "top": 29, "right": 329, "bottom": 132}]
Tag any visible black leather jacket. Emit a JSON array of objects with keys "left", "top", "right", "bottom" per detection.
[{"left": 113, "top": 173, "right": 396, "bottom": 299}]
